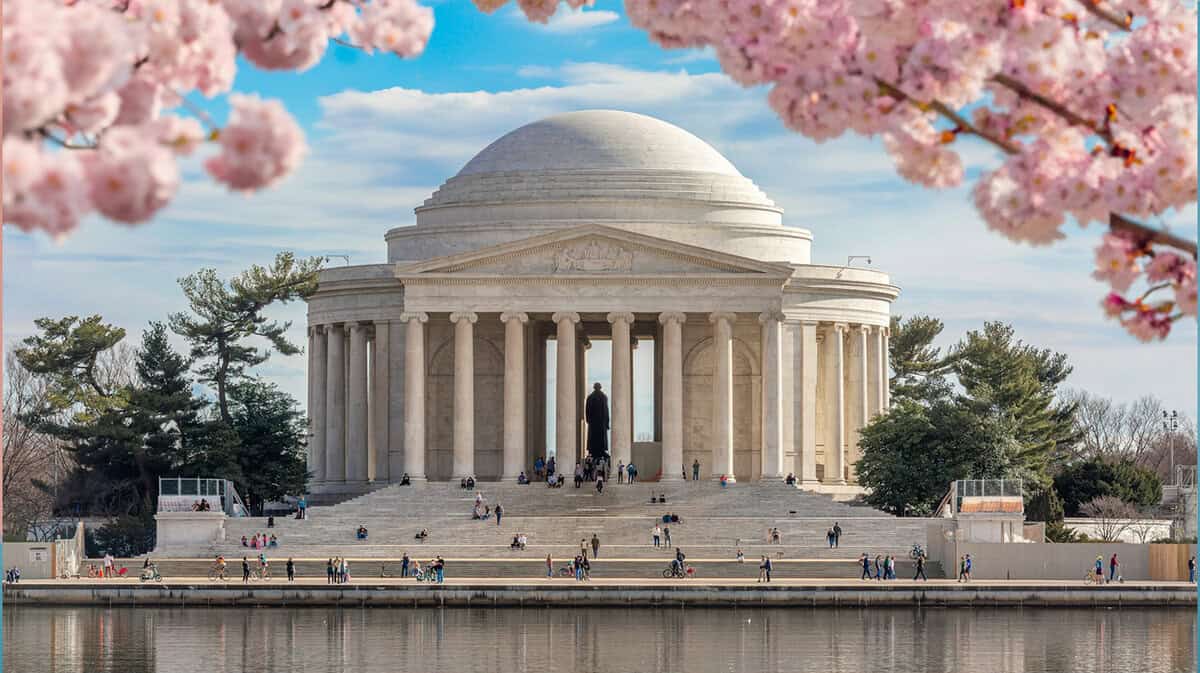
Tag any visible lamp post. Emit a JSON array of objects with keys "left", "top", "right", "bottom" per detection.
[{"left": 1163, "top": 410, "right": 1179, "bottom": 486}]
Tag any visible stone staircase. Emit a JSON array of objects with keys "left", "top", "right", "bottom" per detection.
[{"left": 177, "top": 482, "right": 933, "bottom": 567}]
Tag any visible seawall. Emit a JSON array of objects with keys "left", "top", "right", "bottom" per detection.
[{"left": 5, "top": 580, "right": 1195, "bottom": 608}]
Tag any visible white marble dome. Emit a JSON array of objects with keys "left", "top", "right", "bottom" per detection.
[
  {"left": 456, "top": 110, "right": 743, "bottom": 176},
  {"left": 388, "top": 110, "right": 812, "bottom": 264}
]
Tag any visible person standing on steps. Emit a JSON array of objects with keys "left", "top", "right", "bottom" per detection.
[
  {"left": 242, "top": 557, "right": 250, "bottom": 583},
  {"left": 591, "top": 534, "right": 600, "bottom": 559},
  {"left": 401, "top": 553, "right": 410, "bottom": 578},
  {"left": 832, "top": 522, "right": 842, "bottom": 548},
  {"left": 546, "top": 554, "right": 553, "bottom": 578},
  {"left": 692, "top": 459, "right": 700, "bottom": 481},
  {"left": 326, "top": 558, "right": 334, "bottom": 584},
  {"left": 652, "top": 524, "right": 662, "bottom": 548},
  {"left": 628, "top": 462, "right": 637, "bottom": 484},
  {"left": 913, "top": 552, "right": 928, "bottom": 581},
  {"left": 663, "top": 525, "right": 672, "bottom": 547},
  {"left": 286, "top": 557, "right": 295, "bottom": 582},
  {"left": 495, "top": 503, "right": 504, "bottom": 526}
]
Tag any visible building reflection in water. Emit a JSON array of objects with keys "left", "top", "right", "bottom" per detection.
[{"left": 3, "top": 606, "right": 1195, "bottom": 673}]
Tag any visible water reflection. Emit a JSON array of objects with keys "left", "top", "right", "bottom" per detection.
[{"left": 4, "top": 606, "right": 1194, "bottom": 673}]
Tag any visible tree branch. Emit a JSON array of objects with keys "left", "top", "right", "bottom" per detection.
[
  {"left": 1080, "top": 1, "right": 1133, "bottom": 32},
  {"left": 989, "top": 73, "right": 1113, "bottom": 147},
  {"left": 37, "top": 128, "right": 96, "bottom": 150},
  {"left": 1111, "top": 214, "right": 1197, "bottom": 258},
  {"left": 874, "top": 78, "right": 1020, "bottom": 154}
]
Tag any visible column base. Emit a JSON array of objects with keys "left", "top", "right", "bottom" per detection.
[
  {"left": 401, "top": 475, "right": 428, "bottom": 483},
  {"left": 822, "top": 479, "right": 847, "bottom": 486},
  {"left": 659, "top": 474, "right": 684, "bottom": 482},
  {"left": 799, "top": 479, "right": 821, "bottom": 487}
]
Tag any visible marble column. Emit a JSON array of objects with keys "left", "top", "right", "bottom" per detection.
[
  {"left": 371, "top": 321, "right": 391, "bottom": 483},
  {"left": 607, "top": 312, "right": 634, "bottom": 472},
  {"left": 501, "top": 311, "right": 528, "bottom": 480},
  {"left": 822, "top": 323, "right": 848, "bottom": 485},
  {"left": 308, "top": 327, "right": 327, "bottom": 486},
  {"left": 870, "top": 325, "right": 887, "bottom": 416},
  {"left": 450, "top": 311, "right": 477, "bottom": 479},
  {"left": 847, "top": 325, "right": 870, "bottom": 483},
  {"left": 709, "top": 312, "right": 736, "bottom": 482},
  {"left": 400, "top": 313, "right": 428, "bottom": 481},
  {"left": 324, "top": 324, "right": 346, "bottom": 483},
  {"left": 759, "top": 311, "right": 784, "bottom": 479},
  {"left": 795, "top": 321, "right": 820, "bottom": 485},
  {"left": 881, "top": 327, "right": 891, "bottom": 410},
  {"left": 553, "top": 312, "right": 580, "bottom": 473},
  {"left": 659, "top": 312, "right": 686, "bottom": 481},
  {"left": 346, "top": 323, "right": 370, "bottom": 485}
]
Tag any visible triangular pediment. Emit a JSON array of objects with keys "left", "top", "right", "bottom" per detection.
[{"left": 395, "top": 225, "right": 793, "bottom": 278}]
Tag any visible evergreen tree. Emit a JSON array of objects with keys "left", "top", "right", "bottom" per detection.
[
  {"left": 951, "top": 322, "right": 1078, "bottom": 489},
  {"left": 888, "top": 314, "right": 955, "bottom": 404},
  {"left": 168, "top": 252, "right": 322, "bottom": 424},
  {"left": 128, "top": 323, "right": 205, "bottom": 480},
  {"left": 227, "top": 379, "right": 308, "bottom": 514}
]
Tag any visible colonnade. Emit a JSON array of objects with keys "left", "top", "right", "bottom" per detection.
[{"left": 307, "top": 312, "right": 889, "bottom": 489}]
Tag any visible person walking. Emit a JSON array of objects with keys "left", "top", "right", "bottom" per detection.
[
  {"left": 242, "top": 557, "right": 251, "bottom": 583},
  {"left": 826, "top": 528, "right": 835, "bottom": 549},
  {"left": 957, "top": 555, "right": 967, "bottom": 582},
  {"left": 663, "top": 526, "right": 672, "bottom": 547},
  {"left": 1109, "top": 553, "right": 1120, "bottom": 583},
  {"left": 963, "top": 554, "right": 972, "bottom": 582},
  {"left": 763, "top": 556, "right": 773, "bottom": 583},
  {"left": 596, "top": 474, "right": 605, "bottom": 494},
  {"left": 591, "top": 534, "right": 600, "bottom": 559},
  {"left": 832, "top": 522, "right": 842, "bottom": 548},
  {"left": 692, "top": 459, "right": 700, "bottom": 481},
  {"left": 286, "top": 557, "right": 295, "bottom": 582},
  {"left": 758, "top": 557, "right": 768, "bottom": 582},
  {"left": 627, "top": 462, "right": 637, "bottom": 484},
  {"left": 401, "top": 553, "right": 410, "bottom": 578},
  {"left": 1189, "top": 555, "right": 1196, "bottom": 583},
  {"left": 873, "top": 555, "right": 883, "bottom": 581},
  {"left": 913, "top": 553, "right": 928, "bottom": 581},
  {"left": 652, "top": 524, "right": 662, "bottom": 548},
  {"left": 859, "top": 553, "right": 872, "bottom": 580},
  {"left": 298, "top": 496, "right": 307, "bottom": 520},
  {"left": 617, "top": 460, "right": 625, "bottom": 484},
  {"left": 495, "top": 503, "right": 504, "bottom": 526},
  {"left": 546, "top": 554, "right": 553, "bottom": 578},
  {"left": 435, "top": 556, "right": 445, "bottom": 584}
]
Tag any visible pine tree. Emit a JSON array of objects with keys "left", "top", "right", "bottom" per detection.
[
  {"left": 128, "top": 323, "right": 205, "bottom": 480},
  {"left": 888, "top": 314, "right": 955, "bottom": 404},
  {"left": 228, "top": 379, "right": 308, "bottom": 514}
]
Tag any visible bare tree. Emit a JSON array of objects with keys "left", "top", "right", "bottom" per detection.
[
  {"left": 1126, "top": 518, "right": 1161, "bottom": 544},
  {"left": 1079, "top": 496, "right": 1139, "bottom": 542},
  {"left": 1060, "top": 390, "right": 1193, "bottom": 471},
  {"left": 3, "top": 350, "right": 69, "bottom": 540}
]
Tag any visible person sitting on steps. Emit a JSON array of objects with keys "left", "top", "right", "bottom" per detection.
[
  {"left": 400, "top": 473, "right": 412, "bottom": 486},
  {"left": 356, "top": 525, "right": 369, "bottom": 540},
  {"left": 415, "top": 528, "right": 428, "bottom": 541},
  {"left": 518, "top": 471, "right": 529, "bottom": 485}
]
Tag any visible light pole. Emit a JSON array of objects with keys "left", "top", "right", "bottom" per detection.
[{"left": 1163, "top": 410, "right": 1179, "bottom": 486}]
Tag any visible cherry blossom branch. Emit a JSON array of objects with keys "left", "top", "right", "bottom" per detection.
[
  {"left": 1080, "top": 1, "right": 1133, "bottom": 32},
  {"left": 878, "top": 78, "right": 1197, "bottom": 258},
  {"left": 989, "top": 73, "right": 1114, "bottom": 147},
  {"left": 37, "top": 128, "right": 96, "bottom": 150},
  {"left": 873, "top": 78, "right": 1020, "bottom": 153},
  {"left": 174, "top": 92, "right": 220, "bottom": 132}
]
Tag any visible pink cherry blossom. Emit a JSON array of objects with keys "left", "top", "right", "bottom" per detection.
[
  {"left": 1092, "top": 233, "right": 1142, "bottom": 293},
  {"left": 205, "top": 95, "right": 306, "bottom": 191},
  {"left": 83, "top": 127, "right": 179, "bottom": 224},
  {"left": 1120, "top": 308, "right": 1173, "bottom": 342},
  {"left": 3, "top": 138, "right": 91, "bottom": 240}
]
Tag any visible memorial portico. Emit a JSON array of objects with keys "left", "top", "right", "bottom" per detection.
[{"left": 305, "top": 110, "right": 898, "bottom": 494}]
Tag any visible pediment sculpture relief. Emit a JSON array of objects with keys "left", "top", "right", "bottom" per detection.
[{"left": 553, "top": 239, "right": 635, "bottom": 273}]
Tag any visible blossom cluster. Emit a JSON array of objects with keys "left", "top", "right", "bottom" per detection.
[
  {"left": 1096, "top": 232, "right": 1197, "bottom": 341},
  {"left": 479, "top": 0, "right": 1198, "bottom": 338},
  {"left": 4, "top": 0, "right": 433, "bottom": 239}
]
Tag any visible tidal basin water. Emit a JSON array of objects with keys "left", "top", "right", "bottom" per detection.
[{"left": 3, "top": 606, "right": 1195, "bottom": 673}]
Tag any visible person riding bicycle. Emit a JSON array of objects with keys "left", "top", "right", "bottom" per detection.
[
  {"left": 672, "top": 548, "right": 686, "bottom": 574},
  {"left": 258, "top": 552, "right": 269, "bottom": 576}
]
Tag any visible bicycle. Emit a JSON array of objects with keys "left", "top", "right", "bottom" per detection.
[
  {"left": 662, "top": 563, "right": 693, "bottom": 578},
  {"left": 207, "top": 564, "right": 228, "bottom": 581}
]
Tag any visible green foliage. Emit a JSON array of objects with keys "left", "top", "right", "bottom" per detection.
[
  {"left": 888, "top": 314, "right": 954, "bottom": 403},
  {"left": 950, "top": 322, "right": 1078, "bottom": 491},
  {"left": 856, "top": 398, "right": 1019, "bottom": 516},
  {"left": 1025, "top": 487, "right": 1065, "bottom": 523},
  {"left": 227, "top": 379, "right": 309, "bottom": 513},
  {"left": 90, "top": 512, "right": 156, "bottom": 557},
  {"left": 15, "top": 315, "right": 128, "bottom": 419},
  {"left": 168, "top": 252, "right": 322, "bottom": 423},
  {"left": 1044, "top": 520, "right": 1083, "bottom": 543},
  {"left": 1053, "top": 458, "right": 1163, "bottom": 515}
]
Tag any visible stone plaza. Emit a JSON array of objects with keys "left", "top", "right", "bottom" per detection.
[{"left": 305, "top": 110, "right": 898, "bottom": 494}]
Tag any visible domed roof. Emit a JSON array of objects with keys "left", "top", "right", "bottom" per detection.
[{"left": 456, "top": 110, "right": 743, "bottom": 177}]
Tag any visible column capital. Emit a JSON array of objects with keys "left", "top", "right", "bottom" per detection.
[
  {"left": 552, "top": 311, "right": 580, "bottom": 325},
  {"left": 708, "top": 311, "right": 737, "bottom": 325},
  {"left": 606, "top": 311, "right": 635, "bottom": 325},
  {"left": 758, "top": 310, "right": 785, "bottom": 324},
  {"left": 500, "top": 311, "right": 529, "bottom": 324},
  {"left": 832, "top": 322, "right": 850, "bottom": 333},
  {"left": 323, "top": 322, "right": 346, "bottom": 335},
  {"left": 853, "top": 323, "right": 871, "bottom": 335},
  {"left": 658, "top": 311, "right": 687, "bottom": 325},
  {"left": 398, "top": 312, "right": 428, "bottom": 324},
  {"left": 449, "top": 311, "right": 478, "bottom": 324}
]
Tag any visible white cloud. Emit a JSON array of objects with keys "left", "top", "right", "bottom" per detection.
[
  {"left": 515, "top": 7, "right": 620, "bottom": 33},
  {"left": 6, "top": 62, "right": 1195, "bottom": 414}
]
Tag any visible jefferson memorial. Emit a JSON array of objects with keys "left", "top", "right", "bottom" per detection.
[{"left": 305, "top": 110, "right": 897, "bottom": 494}]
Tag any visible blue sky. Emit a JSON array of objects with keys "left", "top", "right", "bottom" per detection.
[{"left": 4, "top": 1, "right": 1196, "bottom": 429}]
